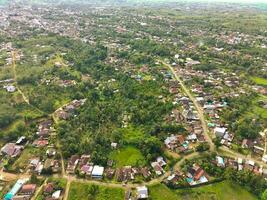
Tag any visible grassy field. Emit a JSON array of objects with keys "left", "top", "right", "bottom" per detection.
[
  {"left": 252, "top": 105, "right": 267, "bottom": 119},
  {"left": 121, "top": 126, "right": 146, "bottom": 144},
  {"left": 248, "top": 95, "right": 267, "bottom": 119},
  {"left": 109, "top": 146, "right": 146, "bottom": 167},
  {"left": 68, "top": 182, "right": 125, "bottom": 200},
  {"left": 149, "top": 181, "right": 257, "bottom": 200},
  {"left": 251, "top": 76, "right": 267, "bottom": 86},
  {"left": 149, "top": 184, "right": 179, "bottom": 200}
]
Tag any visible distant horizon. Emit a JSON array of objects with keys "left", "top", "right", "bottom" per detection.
[
  {"left": 1, "top": 0, "right": 267, "bottom": 6},
  {"left": 143, "top": 0, "right": 267, "bottom": 3}
]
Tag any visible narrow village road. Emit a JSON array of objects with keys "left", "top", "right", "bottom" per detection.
[
  {"left": 161, "top": 61, "right": 215, "bottom": 151},
  {"left": 263, "top": 129, "right": 267, "bottom": 155},
  {"left": 161, "top": 61, "right": 267, "bottom": 168},
  {"left": 219, "top": 146, "right": 267, "bottom": 168},
  {"left": 173, "top": 152, "right": 200, "bottom": 170},
  {"left": 63, "top": 179, "right": 71, "bottom": 200},
  {"left": 31, "top": 178, "right": 47, "bottom": 200},
  {"left": 11, "top": 51, "right": 30, "bottom": 105}
]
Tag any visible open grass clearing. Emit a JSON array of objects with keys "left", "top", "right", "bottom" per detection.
[
  {"left": 109, "top": 146, "right": 146, "bottom": 167},
  {"left": 120, "top": 126, "right": 146, "bottom": 144},
  {"left": 251, "top": 76, "right": 267, "bottom": 86},
  {"left": 68, "top": 182, "right": 125, "bottom": 200}
]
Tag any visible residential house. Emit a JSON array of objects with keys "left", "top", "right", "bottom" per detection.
[
  {"left": 16, "top": 136, "right": 26, "bottom": 145},
  {"left": 140, "top": 167, "right": 151, "bottom": 179},
  {"left": 46, "top": 148, "right": 56, "bottom": 157},
  {"left": 136, "top": 186, "right": 148, "bottom": 199},
  {"left": 3, "top": 85, "right": 16, "bottom": 92},
  {"left": 151, "top": 162, "right": 164, "bottom": 176},
  {"left": 55, "top": 110, "right": 71, "bottom": 120},
  {"left": 1, "top": 143, "right": 23, "bottom": 158},
  {"left": 80, "top": 164, "right": 94, "bottom": 176},
  {"left": 43, "top": 183, "right": 54, "bottom": 194},
  {"left": 214, "top": 127, "right": 227, "bottom": 138},
  {"left": 216, "top": 156, "right": 225, "bottom": 167},
  {"left": 105, "top": 168, "right": 115, "bottom": 179},
  {"left": 186, "top": 164, "right": 208, "bottom": 186},
  {"left": 52, "top": 190, "right": 61, "bottom": 199},
  {"left": 44, "top": 159, "right": 60, "bottom": 173},
  {"left": 32, "top": 139, "right": 48, "bottom": 147},
  {"left": 91, "top": 165, "right": 104, "bottom": 179},
  {"left": 19, "top": 184, "right": 36, "bottom": 195},
  {"left": 116, "top": 166, "right": 134, "bottom": 182},
  {"left": 66, "top": 155, "right": 80, "bottom": 174}
]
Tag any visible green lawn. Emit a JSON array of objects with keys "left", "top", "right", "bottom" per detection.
[
  {"left": 149, "top": 184, "right": 180, "bottom": 200},
  {"left": 109, "top": 146, "right": 146, "bottom": 167},
  {"left": 251, "top": 76, "right": 267, "bottom": 86},
  {"left": 68, "top": 182, "right": 125, "bottom": 200},
  {"left": 149, "top": 181, "right": 257, "bottom": 200},
  {"left": 253, "top": 105, "right": 267, "bottom": 119}
]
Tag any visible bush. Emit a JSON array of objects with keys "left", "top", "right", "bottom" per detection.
[{"left": 196, "top": 143, "right": 210, "bottom": 152}]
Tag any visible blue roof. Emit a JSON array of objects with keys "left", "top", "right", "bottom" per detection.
[
  {"left": 4, "top": 178, "right": 28, "bottom": 200},
  {"left": 186, "top": 178, "right": 193, "bottom": 183},
  {"left": 4, "top": 193, "right": 13, "bottom": 200},
  {"left": 217, "top": 156, "right": 224, "bottom": 164},
  {"left": 199, "top": 176, "right": 208, "bottom": 183}
]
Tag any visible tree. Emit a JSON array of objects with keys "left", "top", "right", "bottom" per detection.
[
  {"left": 196, "top": 143, "right": 210, "bottom": 152},
  {"left": 87, "top": 185, "right": 99, "bottom": 200},
  {"left": 261, "top": 189, "right": 267, "bottom": 200},
  {"left": 30, "top": 174, "right": 38, "bottom": 184}
]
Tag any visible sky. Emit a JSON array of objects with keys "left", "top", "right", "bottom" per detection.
[{"left": 176, "top": 0, "right": 267, "bottom": 3}]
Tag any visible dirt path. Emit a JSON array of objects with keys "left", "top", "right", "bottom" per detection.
[
  {"left": 219, "top": 146, "right": 267, "bottom": 168},
  {"left": 161, "top": 61, "right": 215, "bottom": 151},
  {"left": 173, "top": 152, "right": 200, "bottom": 170},
  {"left": 31, "top": 178, "right": 47, "bottom": 200},
  {"left": 63, "top": 179, "right": 71, "bottom": 200},
  {"left": 11, "top": 51, "right": 30, "bottom": 105},
  {"left": 263, "top": 129, "right": 267, "bottom": 155},
  {"left": 61, "top": 172, "right": 170, "bottom": 191}
]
